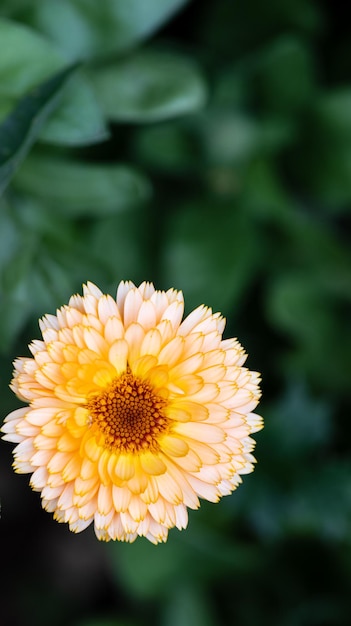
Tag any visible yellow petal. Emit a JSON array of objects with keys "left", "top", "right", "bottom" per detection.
[
  {"left": 160, "top": 435, "right": 189, "bottom": 457},
  {"left": 140, "top": 452, "right": 167, "bottom": 475},
  {"left": 114, "top": 455, "right": 135, "bottom": 481}
]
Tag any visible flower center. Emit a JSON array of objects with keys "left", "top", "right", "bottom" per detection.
[{"left": 86, "top": 369, "right": 169, "bottom": 453}]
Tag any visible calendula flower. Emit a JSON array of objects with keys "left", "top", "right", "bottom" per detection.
[{"left": 2, "top": 281, "right": 262, "bottom": 543}]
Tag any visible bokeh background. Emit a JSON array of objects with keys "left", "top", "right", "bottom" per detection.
[{"left": 1, "top": 1, "right": 351, "bottom": 625}]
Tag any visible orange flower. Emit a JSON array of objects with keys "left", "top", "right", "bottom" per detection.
[{"left": 2, "top": 281, "right": 262, "bottom": 543}]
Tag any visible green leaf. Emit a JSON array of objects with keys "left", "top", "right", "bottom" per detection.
[
  {"left": 267, "top": 382, "right": 332, "bottom": 458},
  {"left": 40, "top": 73, "right": 108, "bottom": 146},
  {"left": 0, "top": 64, "right": 79, "bottom": 196},
  {"left": 0, "top": 216, "right": 38, "bottom": 353},
  {"left": 26, "top": 0, "right": 189, "bottom": 59},
  {"left": 255, "top": 36, "right": 316, "bottom": 115},
  {"left": 0, "top": 198, "right": 21, "bottom": 266},
  {"left": 201, "top": 112, "right": 259, "bottom": 165},
  {"left": 90, "top": 49, "right": 207, "bottom": 123},
  {"left": 0, "top": 18, "right": 64, "bottom": 96},
  {"left": 0, "top": 19, "right": 107, "bottom": 147},
  {"left": 14, "top": 153, "right": 151, "bottom": 215},
  {"left": 162, "top": 583, "right": 217, "bottom": 626},
  {"left": 90, "top": 211, "right": 153, "bottom": 283},
  {"left": 296, "top": 89, "right": 351, "bottom": 210},
  {"left": 161, "top": 199, "right": 261, "bottom": 314}
]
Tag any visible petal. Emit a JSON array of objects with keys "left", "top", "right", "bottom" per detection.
[
  {"left": 160, "top": 435, "right": 189, "bottom": 457},
  {"left": 123, "top": 289, "right": 143, "bottom": 327},
  {"left": 98, "top": 294, "right": 121, "bottom": 324},
  {"left": 108, "top": 339, "right": 129, "bottom": 374},
  {"left": 175, "top": 421, "right": 226, "bottom": 444},
  {"left": 137, "top": 300, "right": 157, "bottom": 330},
  {"left": 140, "top": 452, "right": 167, "bottom": 475},
  {"left": 114, "top": 455, "right": 135, "bottom": 481}
]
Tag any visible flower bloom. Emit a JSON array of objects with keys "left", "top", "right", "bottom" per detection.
[{"left": 2, "top": 281, "right": 262, "bottom": 543}]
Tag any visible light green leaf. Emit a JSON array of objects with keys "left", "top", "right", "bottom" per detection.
[
  {"left": 40, "top": 74, "right": 108, "bottom": 146},
  {"left": 0, "top": 19, "right": 108, "bottom": 147},
  {"left": 26, "top": 0, "right": 189, "bottom": 59},
  {"left": 0, "top": 64, "right": 79, "bottom": 196},
  {"left": 90, "top": 49, "right": 207, "bottom": 123},
  {"left": 0, "top": 18, "right": 64, "bottom": 96},
  {"left": 14, "top": 153, "right": 151, "bottom": 215}
]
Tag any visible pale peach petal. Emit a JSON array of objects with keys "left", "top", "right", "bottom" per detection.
[
  {"left": 108, "top": 339, "right": 129, "bottom": 374},
  {"left": 149, "top": 290, "right": 170, "bottom": 320},
  {"left": 16, "top": 421, "right": 39, "bottom": 439},
  {"left": 128, "top": 495, "right": 148, "bottom": 522},
  {"left": 170, "top": 352, "right": 204, "bottom": 378},
  {"left": 178, "top": 305, "right": 211, "bottom": 336},
  {"left": 123, "top": 288, "right": 144, "bottom": 327},
  {"left": 174, "top": 421, "right": 226, "bottom": 444},
  {"left": 137, "top": 281, "right": 156, "bottom": 300},
  {"left": 116, "top": 281, "right": 135, "bottom": 314},
  {"left": 97, "top": 484, "right": 113, "bottom": 515},
  {"left": 83, "top": 282, "right": 104, "bottom": 300},
  {"left": 112, "top": 485, "right": 131, "bottom": 512},
  {"left": 137, "top": 300, "right": 157, "bottom": 330},
  {"left": 140, "top": 328, "right": 162, "bottom": 357},
  {"left": 104, "top": 316, "right": 125, "bottom": 344},
  {"left": 160, "top": 300, "right": 184, "bottom": 329},
  {"left": 157, "top": 336, "right": 184, "bottom": 367}
]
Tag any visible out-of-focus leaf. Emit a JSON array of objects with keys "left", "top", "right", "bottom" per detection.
[
  {"left": 162, "top": 583, "right": 216, "bottom": 626},
  {"left": 110, "top": 536, "right": 188, "bottom": 599},
  {"left": 201, "top": 112, "right": 259, "bottom": 165},
  {"left": 135, "top": 122, "right": 201, "bottom": 173},
  {"left": 12, "top": 194, "right": 76, "bottom": 242},
  {"left": 161, "top": 199, "right": 261, "bottom": 313},
  {"left": 241, "top": 158, "right": 293, "bottom": 218},
  {"left": 90, "top": 211, "right": 153, "bottom": 284},
  {"left": 266, "top": 270, "right": 351, "bottom": 391},
  {"left": 0, "top": 18, "right": 64, "bottom": 95},
  {"left": 26, "top": 0, "right": 189, "bottom": 59},
  {"left": 14, "top": 153, "right": 151, "bottom": 215},
  {"left": 90, "top": 50, "right": 207, "bottom": 123},
  {"left": 0, "top": 199, "right": 21, "bottom": 266},
  {"left": 267, "top": 274, "right": 331, "bottom": 343},
  {"left": 0, "top": 64, "right": 78, "bottom": 196},
  {"left": 255, "top": 36, "right": 316, "bottom": 115},
  {"left": 0, "top": 223, "right": 37, "bottom": 353},
  {"left": 286, "top": 463, "right": 351, "bottom": 540},
  {"left": 316, "top": 89, "right": 351, "bottom": 141},
  {"left": 110, "top": 525, "right": 258, "bottom": 600},
  {"left": 294, "top": 89, "right": 351, "bottom": 210},
  {"left": 40, "top": 74, "right": 108, "bottom": 146},
  {"left": 267, "top": 382, "right": 332, "bottom": 458},
  {"left": 0, "top": 19, "right": 107, "bottom": 147},
  {"left": 199, "top": 0, "right": 322, "bottom": 59}
]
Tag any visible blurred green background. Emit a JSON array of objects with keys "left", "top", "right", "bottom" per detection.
[{"left": 1, "top": 1, "right": 351, "bottom": 625}]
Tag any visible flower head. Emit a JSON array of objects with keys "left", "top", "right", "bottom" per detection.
[{"left": 2, "top": 281, "right": 262, "bottom": 543}]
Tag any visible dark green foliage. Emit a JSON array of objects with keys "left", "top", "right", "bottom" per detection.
[{"left": 1, "top": 1, "right": 351, "bottom": 625}]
